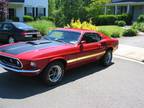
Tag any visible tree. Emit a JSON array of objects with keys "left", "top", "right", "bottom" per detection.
[
  {"left": 48, "top": 0, "right": 56, "bottom": 16},
  {"left": 48, "top": 0, "right": 111, "bottom": 26},
  {"left": 0, "top": 0, "right": 8, "bottom": 21},
  {"left": 63, "top": 0, "right": 84, "bottom": 24},
  {"left": 84, "top": 0, "right": 111, "bottom": 18}
]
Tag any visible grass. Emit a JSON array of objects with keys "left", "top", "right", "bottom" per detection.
[
  {"left": 97, "top": 25, "right": 125, "bottom": 37},
  {"left": 27, "top": 20, "right": 56, "bottom": 35}
]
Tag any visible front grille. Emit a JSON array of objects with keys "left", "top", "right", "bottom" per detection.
[{"left": 0, "top": 55, "right": 22, "bottom": 69}]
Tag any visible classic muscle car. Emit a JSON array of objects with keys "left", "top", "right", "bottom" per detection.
[{"left": 0, "top": 28, "right": 118, "bottom": 85}]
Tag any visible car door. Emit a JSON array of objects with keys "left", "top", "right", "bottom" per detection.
[
  {"left": 76, "top": 32, "right": 106, "bottom": 64},
  {"left": 0, "top": 23, "right": 14, "bottom": 42}
]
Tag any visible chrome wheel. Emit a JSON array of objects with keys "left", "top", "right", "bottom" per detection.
[
  {"left": 105, "top": 51, "right": 112, "bottom": 65},
  {"left": 101, "top": 50, "right": 113, "bottom": 66},
  {"left": 48, "top": 65, "right": 63, "bottom": 83},
  {"left": 8, "top": 37, "right": 15, "bottom": 43}
]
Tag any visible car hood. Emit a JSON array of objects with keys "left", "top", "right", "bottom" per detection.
[{"left": 0, "top": 39, "right": 69, "bottom": 56}]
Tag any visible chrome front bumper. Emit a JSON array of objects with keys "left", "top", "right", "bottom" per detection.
[{"left": 0, "top": 63, "right": 40, "bottom": 73}]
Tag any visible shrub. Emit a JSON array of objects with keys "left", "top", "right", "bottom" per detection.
[
  {"left": 33, "top": 17, "right": 40, "bottom": 21},
  {"left": 122, "top": 29, "right": 137, "bottom": 37},
  {"left": 93, "top": 15, "right": 117, "bottom": 25},
  {"left": 27, "top": 20, "right": 56, "bottom": 35},
  {"left": 137, "top": 14, "right": 144, "bottom": 23},
  {"left": 111, "top": 32, "right": 120, "bottom": 38},
  {"left": 93, "top": 14, "right": 132, "bottom": 25},
  {"left": 66, "top": 20, "right": 97, "bottom": 31},
  {"left": 117, "top": 20, "right": 126, "bottom": 27},
  {"left": 40, "top": 16, "right": 55, "bottom": 22},
  {"left": 114, "top": 20, "right": 119, "bottom": 25},
  {"left": 132, "top": 22, "right": 144, "bottom": 32},
  {"left": 10, "top": 17, "right": 19, "bottom": 22},
  {"left": 23, "top": 15, "right": 34, "bottom": 22},
  {"left": 117, "top": 14, "right": 132, "bottom": 25}
]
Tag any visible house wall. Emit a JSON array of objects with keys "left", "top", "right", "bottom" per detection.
[
  {"left": 8, "top": 0, "right": 48, "bottom": 21},
  {"left": 133, "top": 5, "right": 144, "bottom": 21},
  {"left": 8, "top": 3, "right": 24, "bottom": 21},
  {"left": 24, "top": 0, "right": 48, "bottom": 16},
  {"left": 16, "top": 6, "right": 24, "bottom": 21}
]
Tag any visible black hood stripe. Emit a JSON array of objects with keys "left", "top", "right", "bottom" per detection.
[{"left": 0, "top": 40, "right": 65, "bottom": 55}]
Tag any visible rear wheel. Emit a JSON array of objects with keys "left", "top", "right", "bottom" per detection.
[
  {"left": 101, "top": 50, "right": 113, "bottom": 66},
  {"left": 41, "top": 61, "right": 64, "bottom": 86},
  {"left": 8, "top": 37, "right": 15, "bottom": 44}
]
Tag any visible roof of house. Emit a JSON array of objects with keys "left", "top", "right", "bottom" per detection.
[
  {"left": 9, "top": 0, "right": 24, "bottom": 2},
  {"left": 112, "top": 0, "right": 144, "bottom": 3}
]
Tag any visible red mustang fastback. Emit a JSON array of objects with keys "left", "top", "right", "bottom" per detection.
[{"left": 0, "top": 28, "right": 118, "bottom": 85}]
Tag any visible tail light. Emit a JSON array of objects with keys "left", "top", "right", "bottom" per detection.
[{"left": 21, "top": 32, "right": 27, "bottom": 36}]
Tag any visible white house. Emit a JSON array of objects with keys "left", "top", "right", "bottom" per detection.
[
  {"left": 8, "top": 0, "right": 48, "bottom": 21},
  {"left": 105, "top": 0, "right": 144, "bottom": 21}
]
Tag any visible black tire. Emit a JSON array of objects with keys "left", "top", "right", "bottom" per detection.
[
  {"left": 8, "top": 36, "right": 15, "bottom": 44},
  {"left": 101, "top": 50, "right": 113, "bottom": 66},
  {"left": 41, "top": 61, "right": 65, "bottom": 86}
]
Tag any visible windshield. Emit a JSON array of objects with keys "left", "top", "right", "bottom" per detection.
[
  {"left": 45, "top": 30, "right": 81, "bottom": 44},
  {"left": 13, "top": 22, "right": 33, "bottom": 29}
]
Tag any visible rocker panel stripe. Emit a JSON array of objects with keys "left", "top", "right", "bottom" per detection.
[{"left": 67, "top": 51, "right": 106, "bottom": 63}]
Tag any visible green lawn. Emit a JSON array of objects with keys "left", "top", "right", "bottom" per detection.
[{"left": 97, "top": 25, "right": 125, "bottom": 37}]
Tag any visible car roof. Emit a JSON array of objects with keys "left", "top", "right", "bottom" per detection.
[{"left": 56, "top": 28, "right": 97, "bottom": 34}]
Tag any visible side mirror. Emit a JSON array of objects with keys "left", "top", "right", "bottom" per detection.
[{"left": 80, "top": 40, "right": 86, "bottom": 44}]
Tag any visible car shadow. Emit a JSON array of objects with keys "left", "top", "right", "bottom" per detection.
[{"left": 0, "top": 62, "right": 114, "bottom": 99}]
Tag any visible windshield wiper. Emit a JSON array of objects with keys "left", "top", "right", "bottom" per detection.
[
  {"left": 43, "top": 36, "right": 51, "bottom": 41},
  {"left": 54, "top": 39, "right": 67, "bottom": 44}
]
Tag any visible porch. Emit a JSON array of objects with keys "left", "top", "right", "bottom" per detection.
[
  {"left": 105, "top": 2, "right": 144, "bottom": 21},
  {"left": 8, "top": 2, "right": 24, "bottom": 21}
]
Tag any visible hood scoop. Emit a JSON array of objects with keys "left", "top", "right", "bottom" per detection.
[{"left": 27, "top": 40, "right": 51, "bottom": 45}]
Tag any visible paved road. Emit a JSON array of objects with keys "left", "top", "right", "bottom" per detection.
[
  {"left": 0, "top": 57, "right": 144, "bottom": 108},
  {"left": 119, "top": 35, "right": 144, "bottom": 48}
]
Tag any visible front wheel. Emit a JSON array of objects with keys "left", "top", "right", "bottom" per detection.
[
  {"left": 41, "top": 61, "right": 64, "bottom": 86},
  {"left": 101, "top": 50, "right": 113, "bottom": 66}
]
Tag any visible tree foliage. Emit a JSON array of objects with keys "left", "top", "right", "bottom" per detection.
[
  {"left": 49, "top": 0, "right": 110, "bottom": 26},
  {"left": 0, "top": 0, "right": 8, "bottom": 21}
]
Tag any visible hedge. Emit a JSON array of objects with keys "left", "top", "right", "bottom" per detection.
[
  {"left": 122, "top": 29, "right": 137, "bottom": 37},
  {"left": 92, "top": 14, "right": 132, "bottom": 25},
  {"left": 23, "top": 15, "right": 34, "bottom": 22}
]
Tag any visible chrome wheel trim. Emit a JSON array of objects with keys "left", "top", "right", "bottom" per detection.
[
  {"left": 8, "top": 37, "right": 15, "bottom": 43},
  {"left": 48, "top": 65, "right": 62, "bottom": 83},
  {"left": 105, "top": 51, "right": 112, "bottom": 65}
]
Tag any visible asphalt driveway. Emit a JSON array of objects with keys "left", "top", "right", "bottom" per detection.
[{"left": 0, "top": 57, "right": 144, "bottom": 108}]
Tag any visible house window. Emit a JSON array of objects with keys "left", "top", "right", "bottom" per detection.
[
  {"left": 25, "top": 7, "right": 33, "bottom": 16},
  {"left": 37, "top": 8, "right": 46, "bottom": 17},
  {"left": 8, "top": 8, "right": 16, "bottom": 19}
]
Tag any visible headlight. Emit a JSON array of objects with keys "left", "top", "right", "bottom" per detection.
[{"left": 30, "top": 62, "right": 37, "bottom": 68}]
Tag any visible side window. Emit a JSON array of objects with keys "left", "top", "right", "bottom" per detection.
[
  {"left": 2, "top": 24, "right": 13, "bottom": 31},
  {"left": 82, "top": 33, "right": 102, "bottom": 43},
  {"left": 93, "top": 33, "right": 102, "bottom": 42}
]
